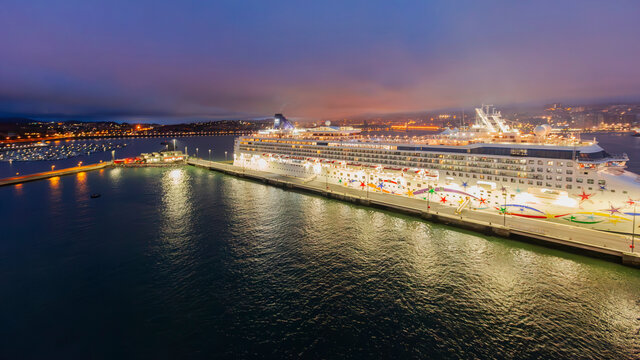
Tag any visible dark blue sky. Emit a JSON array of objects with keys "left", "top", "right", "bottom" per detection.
[{"left": 1, "top": 0, "right": 639, "bottom": 122}]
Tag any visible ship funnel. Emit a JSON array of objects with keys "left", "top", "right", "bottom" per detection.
[{"left": 274, "top": 114, "right": 294, "bottom": 130}]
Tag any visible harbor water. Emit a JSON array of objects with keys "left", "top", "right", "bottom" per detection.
[{"left": 1, "top": 134, "right": 640, "bottom": 358}]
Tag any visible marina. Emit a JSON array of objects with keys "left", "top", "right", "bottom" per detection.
[{"left": 0, "top": 140, "right": 126, "bottom": 162}]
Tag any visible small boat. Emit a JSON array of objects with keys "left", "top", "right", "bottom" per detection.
[{"left": 90, "top": 193, "right": 101, "bottom": 199}]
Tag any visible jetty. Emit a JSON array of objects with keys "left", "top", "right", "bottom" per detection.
[
  {"left": 0, "top": 162, "right": 111, "bottom": 187},
  {"left": 187, "top": 158, "right": 640, "bottom": 268}
]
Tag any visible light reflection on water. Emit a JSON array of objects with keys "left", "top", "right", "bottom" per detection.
[
  {"left": 1, "top": 166, "right": 639, "bottom": 358},
  {"left": 158, "top": 168, "right": 195, "bottom": 264}
]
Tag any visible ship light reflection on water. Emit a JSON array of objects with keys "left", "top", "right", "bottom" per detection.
[{"left": 160, "top": 168, "right": 194, "bottom": 253}]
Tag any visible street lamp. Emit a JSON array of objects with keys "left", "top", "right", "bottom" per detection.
[
  {"left": 366, "top": 170, "right": 369, "bottom": 199},
  {"left": 325, "top": 166, "right": 329, "bottom": 191},
  {"left": 196, "top": 148, "right": 199, "bottom": 158},
  {"left": 78, "top": 161, "right": 82, "bottom": 167},
  {"left": 502, "top": 187, "right": 508, "bottom": 227},
  {"left": 632, "top": 202, "right": 637, "bottom": 253},
  {"left": 225, "top": 151, "right": 228, "bottom": 161},
  {"left": 209, "top": 149, "right": 211, "bottom": 161},
  {"left": 172, "top": 139, "right": 176, "bottom": 151},
  {"left": 51, "top": 165, "right": 55, "bottom": 171}
]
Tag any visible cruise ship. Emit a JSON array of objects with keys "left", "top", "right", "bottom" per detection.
[{"left": 233, "top": 108, "right": 640, "bottom": 234}]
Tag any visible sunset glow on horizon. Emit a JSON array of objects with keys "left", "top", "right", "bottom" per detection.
[{"left": 1, "top": 0, "right": 640, "bottom": 122}]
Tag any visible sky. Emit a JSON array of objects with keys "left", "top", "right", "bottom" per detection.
[{"left": 1, "top": 0, "right": 639, "bottom": 123}]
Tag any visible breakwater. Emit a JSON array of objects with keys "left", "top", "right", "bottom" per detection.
[{"left": 0, "top": 162, "right": 111, "bottom": 187}]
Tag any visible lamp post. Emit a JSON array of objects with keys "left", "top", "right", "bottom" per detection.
[
  {"left": 502, "top": 187, "right": 508, "bottom": 227},
  {"left": 185, "top": 146, "right": 188, "bottom": 157},
  {"left": 172, "top": 139, "right": 176, "bottom": 151},
  {"left": 209, "top": 149, "right": 211, "bottom": 161},
  {"left": 196, "top": 148, "right": 199, "bottom": 158},
  {"left": 325, "top": 166, "right": 329, "bottom": 191},
  {"left": 366, "top": 170, "right": 369, "bottom": 199},
  {"left": 632, "top": 202, "right": 637, "bottom": 253},
  {"left": 111, "top": 150, "right": 115, "bottom": 161},
  {"left": 225, "top": 151, "right": 228, "bottom": 161}
]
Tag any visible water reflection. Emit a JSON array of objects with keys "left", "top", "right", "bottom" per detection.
[
  {"left": 75, "top": 172, "right": 88, "bottom": 198},
  {"left": 109, "top": 168, "right": 122, "bottom": 185},
  {"left": 48, "top": 176, "right": 61, "bottom": 198},
  {"left": 158, "top": 168, "right": 195, "bottom": 264},
  {"left": 13, "top": 183, "right": 23, "bottom": 196}
]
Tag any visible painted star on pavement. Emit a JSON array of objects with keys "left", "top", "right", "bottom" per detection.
[
  {"left": 428, "top": 188, "right": 436, "bottom": 194},
  {"left": 577, "top": 190, "right": 592, "bottom": 201},
  {"left": 627, "top": 199, "right": 636, "bottom": 206},
  {"left": 440, "top": 196, "right": 448, "bottom": 204},
  {"left": 599, "top": 185, "right": 607, "bottom": 191},
  {"left": 478, "top": 197, "right": 487, "bottom": 205},
  {"left": 545, "top": 212, "right": 555, "bottom": 219},
  {"left": 499, "top": 207, "right": 507, "bottom": 214},
  {"left": 461, "top": 182, "right": 468, "bottom": 188},
  {"left": 606, "top": 204, "right": 621, "bottom": 215}
]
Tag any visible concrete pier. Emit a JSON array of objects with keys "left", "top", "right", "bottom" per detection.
[
  {"left": 0, "top": 162, "right": 112, "bottom": 187},
  {"left": 188, "top": 158, "right": 640, "bottom": 268}
]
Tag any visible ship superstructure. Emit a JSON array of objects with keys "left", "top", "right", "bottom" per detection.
[{"left": 234, "top": 109, "right": 640, "bottom": 234}]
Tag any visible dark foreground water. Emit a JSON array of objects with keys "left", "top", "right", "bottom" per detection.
[{"left": 1, "top": 166, "right": 640, "bottom": 359}]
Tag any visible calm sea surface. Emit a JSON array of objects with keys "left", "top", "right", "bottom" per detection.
[{"left": 1, "top": 134, "right": 640, "bottom": 358}]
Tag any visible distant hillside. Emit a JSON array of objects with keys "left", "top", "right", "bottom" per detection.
[{"left": 0, "top": 117, "right": 43, "bottom": 124}]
